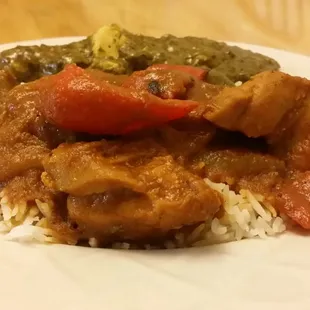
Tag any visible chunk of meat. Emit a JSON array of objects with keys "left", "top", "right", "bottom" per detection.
[
  {"left": 196, "top": 149, "right": 285, "bottom": 183},
  {"left": 0, "top": 85, "right": 49, "bottom": 182},
  {"left": 204, "top": 71, "right": 310, "bottom": 137},
  {"left": 237, "top": 173, "right": 283, "bottom": 203},
  {"left": 111, "top": 118, "right": 216, "bottom": 165},
  {"left": 0, "top": 69, "right": 17, "bottom": 96},
  {"left": 0, "top": 69, "right": 18, "bottom": 121},
  {"left": 5, "top": 83, "right": 40, "bottom": 119},
  {"left": 42, "top": 139, "right": 165, "bottom": 196},
  {"left": 41, "top": 139, "right": 221, "bottom": 243},
  {"left": 156, "top": 119, "right": 216, "bottom": 163},
  {"left": 29, "top": 118, "right": 76, "bottom": 149},
  {"left": 64, "top": 155, "right": 221, "bottom": 242},
  {"left": 0, "top": 130, "right": 48, "bottom": 182},
  {"left": 202, "top": 71, "right": 310, "bottom": 170},
  {"left": 276, "top": 172, "right": 310, "bottom": 229},
  {"left": 187, "top": 82, "right": 223, "bottom": 119},
  {"left": 3, "top": 169, "right": 54, "bottom": 205},
  {"left": 4, "top": 82, "right": 76, "bottom": 147},
  {"left": 0, "top": 81, "right": 77, "bottom": 183},
  {"left": 34, "top": 64, "right": 198, "bottom": 135},
  {"left": 268, "top": 100, "right": 310, "bottom": 171},
  {"left": 194, "top": 148, "right": 285, "bottom": 200}
]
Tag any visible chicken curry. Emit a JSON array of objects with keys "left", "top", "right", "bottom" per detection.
[{"left": 0, "top": 26, "right": 308, "bottom": 248}]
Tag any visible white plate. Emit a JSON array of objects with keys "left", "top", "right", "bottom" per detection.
[{"left": 0, "top": 38, "right": 310, "bottom": 310}]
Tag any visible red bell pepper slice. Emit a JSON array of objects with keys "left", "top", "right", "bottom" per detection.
[
  {"left": 276, "top": 172, "right": 310, "bottom": 229},
  {"left": 34, "top": 64, "right": 198, "bottom": 135},
  {"left": 147, "top": 64, "right": 208, "bottom": 80},
  {"left": 122, "top": 69, "right": 194, "bottom": 100}
]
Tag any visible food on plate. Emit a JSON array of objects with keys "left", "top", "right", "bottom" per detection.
[
  {"left": 0, "top": 26, "right": 309, "bottom": 250},
  {"left": 203, "top": 71, "right": 310, "bottom": 171},
  {"left": 276, "top": 172, "right": 310, "bottom": 229},
  {"left": 41, "top": 140, "right": 221, "bottom": 244},
  {"left": 35, "top": 64, "right": 198, "bottom": 135},
  {"left": 0, "top": 24, "right": 279, "bottom": 86}
]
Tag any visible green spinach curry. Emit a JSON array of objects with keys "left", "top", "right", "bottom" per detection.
[{"left": 0, "top": 24, "right": 280, "bottom": 85}]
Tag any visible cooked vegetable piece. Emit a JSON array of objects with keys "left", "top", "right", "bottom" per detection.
[
  {"left": 122, "top": 68, "right": 194, "bottom": 99},
  {"left": 34, "top": 64, "right": 198, "bottom": 135},
  {"left": 276, "top": 172, "right": 310, "bottom": 229}
]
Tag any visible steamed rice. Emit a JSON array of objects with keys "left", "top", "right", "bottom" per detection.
[{"left": 0, "top": 179, "right": 286, "bottom": 249}]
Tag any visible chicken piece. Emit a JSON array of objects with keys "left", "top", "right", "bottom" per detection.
[
  {"left": 0, "top": 69, "right": 18, "bottom": 121},
  {"left": 0, "top": 86, "right": 48, "bottom": 182},
  {"left": 42, "top": 139, "right": 164, "bottom": 196},
  {"left": 202, "top": 71, "right": 310, "bottom": 170},
  {"left": 196, "top": 149, "right": 285, "bottom": 183},
  {"left": 3, "top": 169, "right": 54, "bottom": 205},
  {"left": 4, "top": 82, "right": 76, "bottom": 147},
  {"left": 41, "top": 139, "right": 221, "bottom": 243},
  {"left": 268, "top": 99, "right": 310, "bottom": 171},
  {"left": 156, "top": 119, "right": 216, "bottom": 163},
  {"left": 237, "top": 173, "right": 283, "bottom": 203},
  {"left": 204, "top": 71, "right": 310, "bottom": 137},
  {"left": 187, "top": 82, "right": 223, "bottom": 119},
  {"left": 0, "top": 130, "right": 48, "bottom": 182},
  {"left": 194, "top": 148, "right": 285, "bottom": 200},
  {"left": 0, "top": 69, "right": 17, "bottom": 96},
  {"left": 0, "top": 80, "right": 77, "bottom": 183},
  {"left": 64, "top": 155, "right": 221, "bottom": 243}
]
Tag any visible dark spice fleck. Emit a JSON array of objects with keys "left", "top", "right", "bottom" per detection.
[{"left": 148, "top": 80, "right": 161, "bottom": 96}]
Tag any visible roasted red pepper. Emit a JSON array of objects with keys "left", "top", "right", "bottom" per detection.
[
  {"left": 122, "top": 69, "right": 194, "bottom": 100},
  {"left": 276, "top": 172, "right": 310, "bottom": 229},
  {"left": 147, "top": 64, "right": 208, "bottom": 80},
  {"left": 34, "top": 64, "right": 198, "bottom": 135}
]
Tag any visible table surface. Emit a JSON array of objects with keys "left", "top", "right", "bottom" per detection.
[{"left": 0, "top": 0, "right": 309, "bottom": 55}]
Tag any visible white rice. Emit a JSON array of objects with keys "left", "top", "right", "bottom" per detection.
[
  {"left": 0, "top": 190, "right": 59, "bottom": 243},
  {"left": 0, "top": 179, "right": 286, "bottom": 249},
  {"left": 187, "top": 179, "right": 286, "bottom": 247}
]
